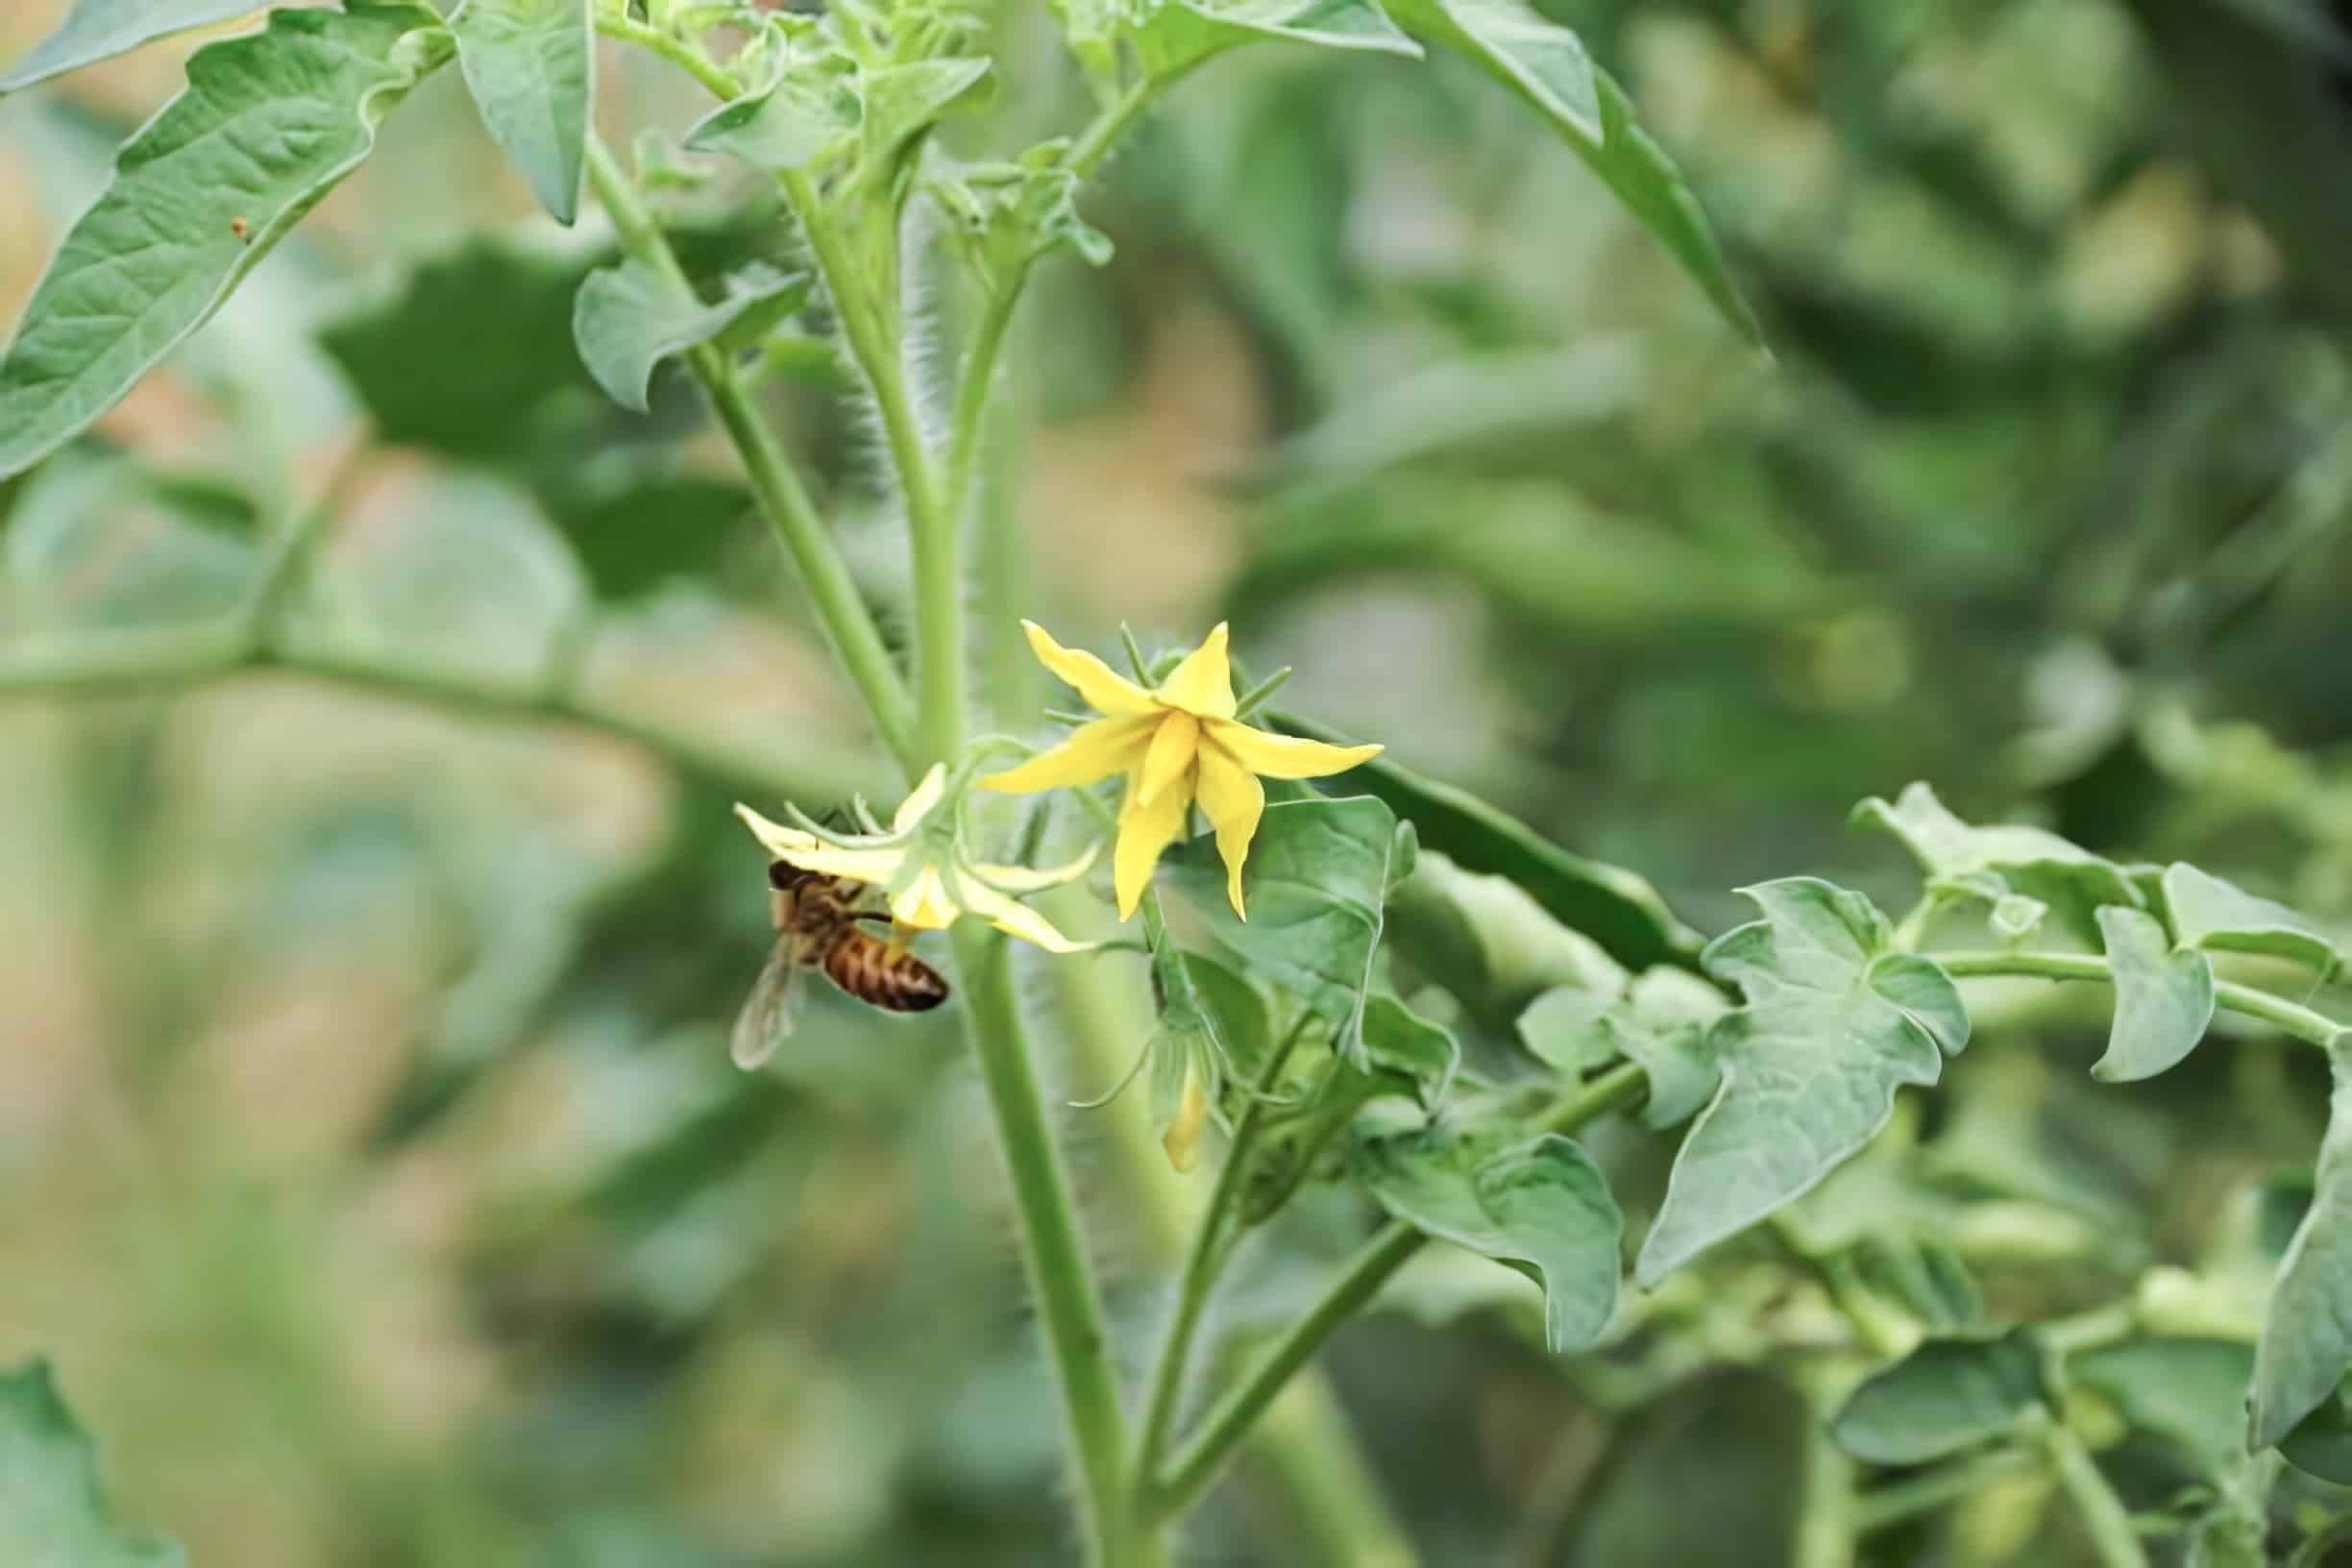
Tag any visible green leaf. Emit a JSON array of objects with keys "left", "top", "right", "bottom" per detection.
[
  {"left": 859, "top": 59, "right": 993, "bottom": 172},
  {"left": 1516, "top": 987, "right": 1614, "bottom": 1077},
  {"left": 0, "top": 4, "right": 451, "bottom": 481},
  {"left": 451, "top": 0, "right": 592, "bottom": 225},
  {"left": 2093, "top": 905, "right": 2216, "bottom": 1083},
  {"left": 0, "top": 0, "right": 261, "bottom": 93},
  {"left": 682, "top": 59, "right": 860, "bottom": 171},
  {"left": 930, "top": 157, "right": 1114, "bottom": 301},
  {"left": 1136, "top": 0, "right": 1422, "bottom": 79},
  {"left": 1378, "top": 0, "right": 1759, "bottom": 344},
  {"left": 1360, "top": 992, "right": 1459, "bottom": 1107},
  {"left": 538, "top": 464, "right": 750, "bottom": 601},
  {"left": 2279, "top": 1384, "right": 2352, "bottom": 1483},
  {"left": 573, "top": 258, "right": 808, "bottom": 413},
  {"left": 1830, "top": 1333, "right": 2046, "bottom": 1465},
  {"left": 1387, "top": 850, "right": 1629, "bottom": 1029},
  {"left": 2070, "top": 1338, "right": 2254, "bottom": 1464},
  {"left": 0, "top": 1358, "right": 183, "bottom": 1567},
  {"left": 1276, "top": 712, "right": 1703, "bottom": 971},
  {"left": 1851, "top": 1234, "right": 1982, "bottom": 1333},
  {"left": 1635, "top": 878, "right": 1966, "bottom": 1285},
  {"left": 1603, "top": 968, "right": 1728, "bottom": 1128},
  {"left": 2163, "top": 862, "right": 2340, "bottom": 975},
  {"left": 1356, "top": 1112, "right": 1623, "bottom": 1350},
  {"left": 2254, "top": 1045, "right": 2352, "bottom": 1449},
  {"left": 1162, "top": 795, "right": 1399, "bottom": 1066},
  {"left": 1181, "top": 946, "right": 1275, "bottom": 1085},
  {"left": 1853, "top": 782, "right": 2143, "bottom": 943}
]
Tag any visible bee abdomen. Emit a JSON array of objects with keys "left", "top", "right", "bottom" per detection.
[{"left": 824, "top": 933, "right": 950, "bottom": 1013}]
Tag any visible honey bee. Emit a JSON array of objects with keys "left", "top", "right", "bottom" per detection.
[{"left": 731, "top": 863, "right": 950, "bottom": 1068}]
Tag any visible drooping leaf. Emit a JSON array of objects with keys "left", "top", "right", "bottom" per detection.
[
  {"left": 2254, "top": 1045, "right": 2352, "bottom": 1448},
  {"left": 0, "top": 3, "right": 452, "bottom": 480},
  {"left": 2162, "top": 862, "right": 2340, "bottom": 975},
  {"left": 451, "top": 0, "right": 593, "bottom": 225},
  {"left": 1378, "top": 0, "right": 1759, "bottom": 344},
  {"left": 1635, "top": 878, "right": 1966, "bottom": 1285},
  {"left": 0, "top": 0, "right": 262, "bottom": 93},
  {"left": 2070, "top": 1337, "right": 2254, "bottom": 1465},
  {"left": 1356, "top": 1110, "right": 1623, "bottom": 1350},
  {"left": 1853, "top": 781, "right": 2144, "bottom": 943},
  {"left": 1135, "top": 0, "right": 1422, "bottom": 80},
  {"left": 1830, "top": 1333, "right": 2046, "bottom": 1465},
  {"left": 572, "top": 258, "right": 809, "bottom": 413},
  {"left": 1278, "top": 711, "right": 1703, "bottom": 970},
  {"left": 0, "top": 1359, "right": 184, "bottom": 1567},
  {"left": 1162, "top": 795, "right": 1399, "bottom": 1066},
  {"left": 2093, "top": 904, "right": 2216, "bottom": 1083},
  {"left": 929, "top": 156, "right": 1114, "bottom": 301}
]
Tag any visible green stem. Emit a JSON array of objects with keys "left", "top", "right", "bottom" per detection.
[
  {"left": 595, "top": 12, "right": 739, "bottom": 98},
  {"left": 1934, "top": 950, "right": 2343, "bottom": 1046},
  {"left": 950, "top": 923, "right": 1140, "bottom": 1566},
  {"left": 1153, "top": 1063, "right": 1649, "bottom": 1516},
  {"left": 1794, "top": 1401, "right": 1858, "bottom": 1568},
  {"left": 1068, "top": 80, "right": 1162, "bottom": 178},
  {"left": 1851, "top": 1447, "right": 2036, "bottom": 1531},
  {"left": 2039, "top": 1414, "right": 2149, "bottom": 1568},
  {"left": 581, "top": 137, "right": 921, "bottom": 771}
]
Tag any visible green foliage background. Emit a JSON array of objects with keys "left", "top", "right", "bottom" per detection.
[{"left": 9, "top": 0, "right": 2352, "bottom": 1564}]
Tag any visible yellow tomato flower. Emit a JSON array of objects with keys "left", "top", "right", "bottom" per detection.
[
  {"left": 734, "top": 764, "right": 1097, "bottom": 954},
  {"left": 980, "top": 622, "right": 1383, "bottom": 919}
]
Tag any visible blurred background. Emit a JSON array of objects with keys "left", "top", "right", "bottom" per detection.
[{"left": 9, "top": 0, "right": 2352, "bottom": 1562}]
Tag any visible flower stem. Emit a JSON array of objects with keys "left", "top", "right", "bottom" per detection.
[
  {"left": 1151, "top": 1062, "right": 1649, "bottom": 1516},
  {"left": 581, "top": 136, "right": 921, "bottom": 771},
  {"left": 1932, "top": 950, "right": 2342, "bottom": 1046},
  {"left": 951, "top": 923, "right": 1139, "bottom": 1565}
]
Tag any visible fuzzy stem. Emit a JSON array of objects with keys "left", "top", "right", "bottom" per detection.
[
  {"left": 582, "top": 137, "right": 921, "bottom": 770},
  {"left": 1152, "top": 1063, "right": 1649, "bottom": 1516},
  {"left": 1933, "top": 950, "right": 2342, "bottom": 1046}
]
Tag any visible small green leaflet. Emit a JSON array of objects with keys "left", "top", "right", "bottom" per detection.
[
  {"left": 1162, "top": 795, "right": 1399, "bottom": 1066},
  {"left": 0, "top": 3, "right": 451, "bottom": 481},
  {"left": 1360, "top": 992, "right": 1459, "bottom": 1105},
  {"left": 931, "top": 158, "right": 1114, "bottom": 302},
  {"left": 1357, "top": 1110, "right": 1623, "bottom": 1350},
  {"left": 2163, "top": 862, "right": 2341, "bottom": 975},
  {"left": 0, "top": 1359, "right": 183, "bottom": 1567},
  {"left": 572, "top": 258, "right": 809, "bottom": 413},
  {"left": 1852, "top": 781, "right": 2142, "bottom": 943},
  {"left": 452, "top": 0, "right": 592, "bottom": 225},
  {"left": 2093, "top": 905, "right": 2215, "bottom": 1083},
  {"left": 860, "top": 59, "right": 993, "bottom": 172},
  {"left": 1830, "top": 1332, "right": 2046, "bottom": 1465},
  {"left": 2254, "top": 1045, "right": 2352, "bottom": 1449},
  {"left": 0, "top": 0, "right": 261, "bottom": 93},
  {"left": 1602, "top": 968, "right": 1727, "bottom": 1128},
  {"left": 1379, "top": 0, "right": 1760, "bottom": 345},
  {"left": 684, "top": 60, "right": 860, "bottom": 171},
  {"left": 1635, "top": 878, "right": 1966, "bottom": 1285},
  {"left": 1136, "top": 0, "right": 1422, "bottom": 80}
]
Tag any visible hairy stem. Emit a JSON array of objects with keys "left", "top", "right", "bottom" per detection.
[
  {"left": 1152, "top": 1062, "right": 1649, "bottom": 1516},
  {"left": 1934, "top": 950, "right": 2342, "bottom": 1046}
]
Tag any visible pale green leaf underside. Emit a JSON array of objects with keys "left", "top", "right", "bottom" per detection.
[
  {"left": 0, "top": 4, "right": 446, "bottom": 480},
  {"left": 1359, "top": 1119, "right": 1623, "bottom": 1350},
  {"left": 0, "top": 1359, "right": 183, "bottom": 1567},
  {"left": 1853, "top": 781, "right": 2141, "bottom": 941},
  {"left": 572, "top": 258, "right": 805, "bottom": 412},
  {"left": 1381, "top": 0, "right": 1758, "bottom": 344},
  {"left": 1138, "top": 0, "right": 1422, "bottom": 78},
  {"left": 2093, "top": 904, "right": 2215, "bottom": 1083},
  {"left": 1636, "top": 877, "right": 1961, "bottom": 1284},
  {"left": 1831, "top": 1334, "right": 2044, "bottom": 1465},
  {"left": 452, "top": 0, "right": 592, "bottom": 225},
  {"left": 2164, "top": 862, "right": 2340, "bottom": 974},
  {"left": 0, "top": 0, "right": 260, "bottom": 93},
  {"left": 2255, "top": 1047, "right": 2352, "bottom": 1448}
]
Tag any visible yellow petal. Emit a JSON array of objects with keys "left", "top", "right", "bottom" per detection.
[
  {"left": 1203, "top": 718, "right": 1383, "bottom": 780},
  {"left": 776, "top": 841, "right": 908, "bottom": 883},
  {"left": 1153, "top": 623, "right": 1236, "bottom": 719},
  {"left": 972, "top": 840, "right": 1100, "bottom": 893},
  {"left": 734, "top": 803, "right": 820, "bottom": 860},
  {"left": 889, "top": 862, "right": 961, "bottom": 929},
  {"left": 959, "top": 878, "right": 1096, "bottom": 954},
  {"left": 891, "top": 763, "right": 949, "bottom": 833},
  {"left": 1163, "top": 1068, "right": 1208, "bottom": 1172},
  {"left": 1114, "top": 769, "right": 1189, "bottom": 919},
  {"left": 980, "top": 714, "right": 1157, "bottom": 794},
  {"left": 1136, "top": 712, "right": 1200, "bottom": 807},
  {"left": 1194, "top": 741, "right": 1265, "bottom": 919},
  {"left": 1021, "top": 621, "right": 1156, "bottom": 715}
]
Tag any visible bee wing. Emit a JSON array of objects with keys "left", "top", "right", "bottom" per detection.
[{"left": 731, "top": 933, "right": 806, "bottom": 1070}]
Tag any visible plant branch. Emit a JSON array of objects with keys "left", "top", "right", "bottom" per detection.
[
  {"left": 1933, "top": 950, "right": 2343, "bottom": 1046},
  {"left": 581, "top": 135, "right": 921, "bottom": 771},
  {"left": 2038, "top": 1413, "right": 2150, "bottom": 1568},
  {"left": 595, "top": 12, "right": 740, "bottom": 98},
  {"left": 1151, "top": 1062, "right": 1650, "bottom": 1516}
]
